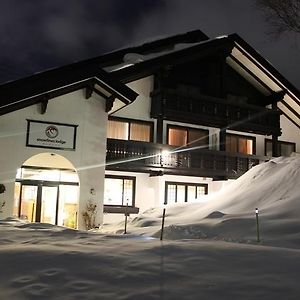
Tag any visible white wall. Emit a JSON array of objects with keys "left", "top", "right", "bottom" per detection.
[
  {"left": 278, "top": 114, "right": 300, "bottom": 153},
  {"left": 0, "top": 90, "right": 108, "bottom": 229},
  {"left": 111, "top": 76, "right": 157, "bottom": 141},
  {"left": 113, "top": 76, "right": 154, "bottom": 121}
]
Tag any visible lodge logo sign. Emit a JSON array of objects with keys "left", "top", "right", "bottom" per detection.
[
  {"left": 26, "top": 120, "right": 78, "bottom": 151},
  {"left": 45, "top": 125, "right": 59, "bottom": 139}
]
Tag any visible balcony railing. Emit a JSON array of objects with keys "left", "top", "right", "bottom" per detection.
[
  {"left": 151, "top": 88, "right": 281, "bottom": 136},
  {"left": 106, "top": 139, "right": 265, "bottom": 179}
]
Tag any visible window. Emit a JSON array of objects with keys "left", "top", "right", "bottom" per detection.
[
  {"left": 104, "top": 175, "right": 136, "bottom": 207},
  {"left": 107, "top": 118, "right": 153, "bottom": 142},
  {"left": 265, "top": 139, "right": 296, "bottom": 157},
  {"left": 167, "top": 125, "right": 209, "bottom": 148},
  {"left": 226, "top": 134, "right": 255, "bottom": 155},
  {"left": 165, "top": 182, "right": 208, "bottom": 204}
]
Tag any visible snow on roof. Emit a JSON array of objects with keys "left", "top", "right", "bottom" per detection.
[{"left": 103, "top": 38, "right": 219, "bottom": 72}]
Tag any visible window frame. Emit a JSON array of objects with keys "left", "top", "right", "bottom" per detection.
[
  {"left": 167, "top": 124, "right": 209, "bottom": 148},
  {"left": 104, "top": 175, "right": 136, "bottom": 208},
  {"left": 265, "top": 139, "right": 296, "bottom": 156},
  {"left": 108, "top": 116, "right": 154, "bottom": 142},
  {"left": 225, "top": 133, "right": 256, "bottom": 155},
  {"left": 164, "top": 181, "right": 208, "bottom": 205}
]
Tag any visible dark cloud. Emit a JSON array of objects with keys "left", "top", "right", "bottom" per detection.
[
  {"left": 0, "top": 0, "right": 164, "bottom": 81},
  {"left": 0, "top": 0, "right": 299, "bottom": 88}
]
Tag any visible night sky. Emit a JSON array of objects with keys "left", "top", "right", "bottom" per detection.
[{"left": 0, "top": 0, "right": 299, "bottom": 88}]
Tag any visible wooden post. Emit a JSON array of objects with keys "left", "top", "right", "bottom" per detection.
[
  {"left": 160, "top": 208, "right": 166, "bottom": 241},
  {"left": 75, "top": 212, "right": 78, "bottom": 229},
  {"left": 31, "top": 203, "right": 35, "bottom": 222},
  {"left": 219, "top": 128, "right": 226, "bottom": 151},
  {"left": 157, "top": 117, "right": 163, "bottom": 144},
  {"left": 271, "top": 102, "right": 279, "bottom": 157},
  {"left": 124, "top": 203, "right": 129, "bottom": 234}
]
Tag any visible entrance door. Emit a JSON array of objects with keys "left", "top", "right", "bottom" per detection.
[
  {"left": 40, "top": 186, "right": 59, "bottom": 224},
  {"left": 19, "top": 184, "right": 58, "bottom": 225},
  {"left": 19, "top": 185, "right": 38, "bottom": 222},
  {"left": 18, "top": 183, "right": 78, "bottom": 228}
]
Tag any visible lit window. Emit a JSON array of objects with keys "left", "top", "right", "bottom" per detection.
[
  {"left": 104, "top": 176, "right": 135, "bottom": 207},
  {"left": 165, "top": 182, "right": 208, "bottom": 204},
  {"left": 107, "top": 118, "right": 152, "bottom": 142},
  {"left": 168, "top": 128, "right": 187, "bottom": 146},
  {"left": 226, "top": 134, "right": 255, "bottom": 155},
  {"left": 107, "top": 120, "right": 128, "bottom": 140},
  {"left": 168, "top": 125, "right": 209, "bottom": 148}
]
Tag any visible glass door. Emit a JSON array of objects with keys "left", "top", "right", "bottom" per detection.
[
  {"left": 40, "top": 186, "right": 58, "bottom": 225},
  {"left": 17, "top": 181, "right": 78, "bottom": 228},
  {"left": 57, "top": 185, "right": 79, "bottom": 228},
  {"left": 19, "top": 185, "right": 38, "bottom": 222}
]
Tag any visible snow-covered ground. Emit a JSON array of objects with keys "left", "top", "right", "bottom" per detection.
[{"left": 1, "top": 155, "right": 300, "bottom": 299}]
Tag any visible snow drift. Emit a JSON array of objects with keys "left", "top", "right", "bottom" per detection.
[{"left": 104, "top": 155, "right": 300, "bottom": 248}]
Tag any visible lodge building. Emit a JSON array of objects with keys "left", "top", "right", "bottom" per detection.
[{"left": 0, "top": 30, "right": 299, "bottom": 229}]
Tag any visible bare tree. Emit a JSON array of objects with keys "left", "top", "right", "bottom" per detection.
[{"left": 256, "top": 0, "right": 300, "bottom": 35}]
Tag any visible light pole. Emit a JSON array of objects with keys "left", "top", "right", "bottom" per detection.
[{"left": 255, "top": 208, "right": 260, "bottom": 243}]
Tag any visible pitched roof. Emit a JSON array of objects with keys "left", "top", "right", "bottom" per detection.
[
  {"left": 100, "top": 31, "right": 300, "bottom": 129},
  {"left": 0, "top": 30, "right": 207, "bottom": 116},
  {"left": 227, "top": 34, "right": 300, "bottom": 129},
  {"left": 0, "top": 63, "right": 138, "bottom": 116},
  {"left": 0, "top": 29, "right": 299, "bottom": 128}
]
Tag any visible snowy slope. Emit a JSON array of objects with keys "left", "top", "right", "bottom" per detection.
[{"left": 102, "top": 155, "right": 300, "bottom": 248}]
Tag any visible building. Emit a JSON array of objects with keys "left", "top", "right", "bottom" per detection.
[{"left": 0, "top": 30, "right": 299, "bottom": 229}]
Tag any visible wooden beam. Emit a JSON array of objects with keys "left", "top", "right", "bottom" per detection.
[
  {"left": 156, "top": 117, "right": 163, "bottom": 144},
  {"left": 40, "top": 99, "right": 49, "bottom": 115},
  {"left": 85, "top": 84, "right": 94, "bottom": 99},
  {"left": 219, "top": 128, "right": 226, "bottom": 151},
  {"left": 271, "top": 102, "right": 280, "bottom": 157},
  {"left": 105, "top": 96, "right": 115, "bottom": 112}
]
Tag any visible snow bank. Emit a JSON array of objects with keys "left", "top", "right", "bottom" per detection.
[{"left": 102, "top": 155, "right": 300, "bottom": 248}]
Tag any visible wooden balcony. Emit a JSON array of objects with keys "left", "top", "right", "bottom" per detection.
[
  {"left": 151, "top": 88, "right": 281, "bottom": 136},
  {"left": 106, "top": 139, "right": 265, "bottom": 179}
]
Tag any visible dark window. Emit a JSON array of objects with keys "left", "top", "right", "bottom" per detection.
[
  {"left": 265, "top": 140, "right": 296, "bottom": 157},
  {"left": 107, "top": 117, "right": 153, "bottom": 142},
  {"left": 165, "top": 181, "right": 208, "bottom": 204},
  {"left": 167, "top": 125, "right": 209, "bottom": 148},
  {"left": 104, "top": 175, "right": 136, "bottom": 207},
  {"left": 226, "top": 133, "right": 255, "bottom": 155}
]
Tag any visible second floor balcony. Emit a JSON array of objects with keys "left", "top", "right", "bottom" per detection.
[
  {"left": 151, "top": 88, "right": 281, "bottom": 136},
  {"left": 106, "top": 138, "right": 265, "bottom": 180}
]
